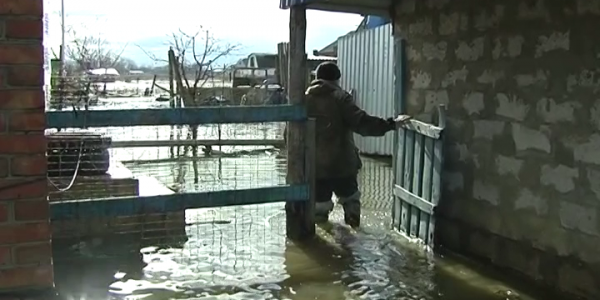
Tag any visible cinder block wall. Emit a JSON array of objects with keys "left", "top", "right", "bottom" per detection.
[
  {"left": 394, "top": 0, "right": 600, "bottom": 298},
  {"left": 0, "top": 0, "right": 54, "bottom": 292}
]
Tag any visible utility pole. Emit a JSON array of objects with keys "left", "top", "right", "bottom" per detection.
[{"left": 60, "top": 0, "right": 66, "bottom": 76}]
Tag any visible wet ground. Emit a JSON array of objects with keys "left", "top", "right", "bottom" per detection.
[{"left": 49, "top": 95, "right": 565, "bottom": 300}]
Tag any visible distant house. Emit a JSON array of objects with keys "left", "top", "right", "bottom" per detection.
[
  {"left": 85, "top": 68, "right": 120, "bottom": 83},
  {"left": 128, "top": 70, "right": 144, "bottom": 75},
  {"left": 235, "top": 58, "right": 249, "bottom": 67},
  {"left": 246, "top": 53, "right": 278, "bottom": 69},
  {"left": 231, "top": 53, "right": 278, "bottom": 87}
]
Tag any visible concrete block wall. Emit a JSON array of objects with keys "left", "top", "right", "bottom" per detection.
[
  {"left": 51, "top": 212, "right": 187, "bottom": 247},
  {"left": 394, "top": 0, "right": 600, "bottom": 298},
  {"left": 0, "top": 0, "right": 54, "bottom": 292}
]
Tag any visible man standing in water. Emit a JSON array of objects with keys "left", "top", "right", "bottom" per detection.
[{"left": 305, "top": 62, "right": 410, "bottom": 228}]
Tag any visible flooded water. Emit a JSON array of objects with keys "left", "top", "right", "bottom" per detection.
[
  {"left": 90, "top": 79, "right": 232, "bottom": 94},
  {"left": 50, "top": 94, "right": 563, "bottom": 300}
]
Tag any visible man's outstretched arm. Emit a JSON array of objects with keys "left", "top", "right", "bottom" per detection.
[{"left": 338, "top": 93, "right": 395, "bottom": 137}]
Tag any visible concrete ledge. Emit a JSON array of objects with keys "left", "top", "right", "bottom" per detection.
[
  {"left": 0, "top": 288, "right": 60, "bottom": 300},
  {"left": 49, "top": 163, "right": 187, "bottom": 258},
  {"left": 51, "top": 212, "right": 186, "bottom": 240},
  {"left": 437, "top": 216, "right": 600, "bottom": 300},
  {"left": 48, "top": 162, "right": 139, "bottom": 202}
]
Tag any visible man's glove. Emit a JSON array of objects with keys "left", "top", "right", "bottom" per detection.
[
  {"left": 386, "top": 115, "right": 412, "bottom": 131},
  {"left": 386, "top": 117, "right": 396, "bottom": 131},
  {"left": 394, "top": 115, "right": 412, "bottom": 123}
]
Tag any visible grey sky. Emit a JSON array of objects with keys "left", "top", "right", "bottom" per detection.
[{"left": 46, "top": 0, "right": 363, "bottom": 65}]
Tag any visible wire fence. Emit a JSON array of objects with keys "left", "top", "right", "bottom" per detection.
[
  {"left": 46, "top": 121, "right": 288, "bottom": 248},
  {"left": 45, "top": 76, "right": 296, "bottom": 262},
  {"left": 48, "top": 73, "right": 286, "bottom": 111}
]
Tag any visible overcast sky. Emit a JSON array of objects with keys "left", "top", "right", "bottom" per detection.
[{"left": 46, "top": 0, "right": 363, "bottom": 66}]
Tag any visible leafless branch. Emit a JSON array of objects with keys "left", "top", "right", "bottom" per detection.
[
  {"left": 166, "top": 27, "right": 239, "bottom": 103},
  {"left": 109, "top": 42, "right": 129, "bottom": 68},
  {"left": 64, "top": 28, "right": 131, "bottom": 73},
  {"left": 135, "top": 44, "right": 168, "bottom": 63}
]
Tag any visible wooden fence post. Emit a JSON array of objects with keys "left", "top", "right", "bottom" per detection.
[
  {"left": 286, "top": 5, "right": 314, "bottom": 240},
  {"left": 304, "top": 118, "right": 316, "bottom": 232},
  {"left": 276, "top": 42, "right": 289, "bottom": 89},
  {"left": 168, "top": 48, "right": 175, "bottom": 108}
]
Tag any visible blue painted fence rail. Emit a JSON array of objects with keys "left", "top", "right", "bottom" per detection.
[
  {"left": 46, "top": 105, "right": 307, "bottom": 128},
  {"left": 51, "top": 185, "right": 309, "bottom": 220}
]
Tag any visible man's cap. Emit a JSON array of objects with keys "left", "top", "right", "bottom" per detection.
[{"left": 315, "top": 62, "right": 341, "bottom": 81}]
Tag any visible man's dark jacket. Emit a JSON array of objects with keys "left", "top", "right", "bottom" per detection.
[{"left": 303, "top": 79, "right": 394, "bottom": 179}]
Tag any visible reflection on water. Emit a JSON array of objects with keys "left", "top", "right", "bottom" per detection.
[
  {"left": 51, "top": 96, "right": 560, "bottom": 300},
  {"left": 110, "top": 204, "right": 288, "bottom": 299},
  {"left": 55, "top": 203, "right": 557, "bottom": 300},
  {"left": 124, "top": 152, "right": 286, "bottom": 193}
]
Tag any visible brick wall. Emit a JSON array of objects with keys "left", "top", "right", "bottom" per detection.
[{"left": 0, "top": 0, "right": 54, "bottom": 292}]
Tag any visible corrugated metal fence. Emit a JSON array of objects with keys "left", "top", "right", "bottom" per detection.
[{"left": 338, "top": 24, "right": 395, "bottom": 156}]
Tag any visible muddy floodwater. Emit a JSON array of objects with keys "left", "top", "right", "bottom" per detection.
[{"left": 49, "top": 95, "right": 564, "bottom": 300}]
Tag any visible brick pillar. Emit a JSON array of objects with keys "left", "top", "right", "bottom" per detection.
[{"left": 0, "top": 0, "right": 54, "bottom": 292}]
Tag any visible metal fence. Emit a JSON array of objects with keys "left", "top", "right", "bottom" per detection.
[
  {"left": 45, "top": 92, "right": 315, "bottom": 259},
  {"left": 338, "top": 24, "right": 395, "bottom": 156}
]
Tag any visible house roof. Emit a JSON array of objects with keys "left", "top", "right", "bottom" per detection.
[
  {"left": 87, "top": 68, "right": 120, "bottom": 76},
  {"left": 312, "top": 38, "right": 339, "bottom": 57},
  {"left": 249, "top": 52, "right": 276, "bottom": 57},
  {"left": 280, "top": 0, "right": 391, "bottom": 16},
  {"left": 312, "top": 16, "right": 375, "bottom": 57}
]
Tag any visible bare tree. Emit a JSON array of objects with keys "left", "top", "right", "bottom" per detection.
[
  {"left": 64, "top": 28, "right": 129, "bottom": 74},
  {"left": 49, "top": 9, "right": 131, "bottom": 75},
  {"left": 138, "top": 28, "right": 238, "bottom": 159},
  {"left": 138, "top": 27, "right": 239, "bottom": 104}
]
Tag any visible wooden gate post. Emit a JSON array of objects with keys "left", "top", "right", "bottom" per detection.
[
  {"left": 276, "top": 42, "right": 290, "bottom": 89},
  {"left": 286, "top": 5, "right": 314, "bottom": 240}
]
